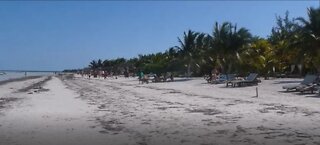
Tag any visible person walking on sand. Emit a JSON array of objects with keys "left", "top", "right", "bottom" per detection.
[
  {"left": 124, "top": 70, "right": 129, "bottom": 78},
  {"left": 138, "top": 71, "right": 144, "bottom": 84},
  {"left": 169, "top": 72, "right": 174, "bottom": 82},
  {"left": 103, "top": 71, "right": 107, "bottom": 79}
]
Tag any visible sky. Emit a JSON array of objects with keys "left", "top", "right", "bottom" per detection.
[{"left": 0, "top": 1, "right": 319, "bottom": 71}]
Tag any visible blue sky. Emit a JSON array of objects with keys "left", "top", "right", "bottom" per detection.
[{"left": 0, "top": 1, "right": 318, "bottom": 71}]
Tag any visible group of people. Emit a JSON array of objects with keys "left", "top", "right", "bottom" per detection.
[
  {"left": 153, "top": 72, "right": 174, "bottom": 82},
  {"left": 138, "top": 71, "right": 174, "bottom": 84},
  {"left": 78, "top": 70, "right": 176, "bottom": 84},
  {"left": 79, "top": 70, "right": 118, "bottom": 79}
]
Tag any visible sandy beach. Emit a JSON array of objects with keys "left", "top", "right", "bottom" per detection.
[
  {"left": 1, "top": 1, "right": 319, "bottom": 145},
  {"left": 1, "top": 75, "right": 320, "bottom": 145}
]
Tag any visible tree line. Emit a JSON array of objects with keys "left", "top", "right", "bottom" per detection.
[{"left": 64, "top": 7, "right": 320, "bottom": 77}]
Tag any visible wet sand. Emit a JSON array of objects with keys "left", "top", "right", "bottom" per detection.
[{"left": 1, "top": 75, "right": 320, "bottom": 145}]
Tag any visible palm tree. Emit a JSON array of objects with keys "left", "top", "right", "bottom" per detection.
[
  {"left": 295, "top": 7, "right": 320, "bottom": 72},
  {"left": 268, "top": 11, "right": 300, "bottom": 74},
  {"left": 194, "top": 33, "right": 213, "bottom": 76},
  {"left": 165, "top": 47, "right": 183, "bottom": 73},
  {"left": 97, "top": 59, "right": 103, "bottom": 69},
  {"left": 176, "top": 30, "right": 200, "bottom": 77},
  {"left": 241, "top": 38, "right": 275, "bottom": 78},
  {"left": 211, "top": 22, "right": 252, "bottom": 74},
  {"left": 89, "top": 60, "right": 98, "bottom": 70}
]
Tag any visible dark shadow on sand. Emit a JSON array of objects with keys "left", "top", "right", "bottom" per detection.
[
  {"left": 171, "top": 78, "right": 193, "bottom": 82},
  {"left": 220, "top": 85, "right": 258, "bottom": 88},
  {"left": 278, "top": 90, "right": 296, "bottom": 93},
  {"left": 295, "top": 92, "right": 316, "bottom": 95},
  {"left": 0, "top": 76, "right": 42, "bottom": 86},
  {"left": 278, "top": 90, "right": 316, "bottom": 95},
  {"left": 200, "top": 82, "right": 210, "bottom": 85},
  {"left": 273, "top": 80, "right": 301, "bottom": 84},
  {"left": 305, "top": 94, "right": 320, "bottom": 98},
  {"left": 16, "top": 76, "right": 52, "bottom": 93}
]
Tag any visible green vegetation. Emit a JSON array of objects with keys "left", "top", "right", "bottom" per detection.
[{"left": 66, "top": 7, "right": 320, "bottom": 77}]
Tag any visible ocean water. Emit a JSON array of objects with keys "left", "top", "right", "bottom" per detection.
[{"left": 0, "top": 71, "right": 54, "bottom": 81}]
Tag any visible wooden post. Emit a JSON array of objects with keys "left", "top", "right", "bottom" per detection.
[{"left": 256, "top": 87, "right": 259, "bottom": 98}]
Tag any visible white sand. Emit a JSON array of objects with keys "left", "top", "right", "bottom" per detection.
[
  {"left": 0, "top": 77, "right": 111, "bottom": 145},
  {"left": 1, "top": 75, "right": 320, "bottom": 145}
]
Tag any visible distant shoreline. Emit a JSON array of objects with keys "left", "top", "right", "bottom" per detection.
[
  {"left": 0, "top": 71, "right": 56, "bottom": 82},
  {"left": 0, "top": 70, "right": 61, "bottom": 73}
]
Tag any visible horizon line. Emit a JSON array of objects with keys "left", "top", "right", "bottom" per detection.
[{"left": 0, "top": 69, "right": 61, "bottom": 72}]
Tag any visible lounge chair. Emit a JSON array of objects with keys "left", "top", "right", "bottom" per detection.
[
  {"left": 317, "top": 86, "right": 320, "bottom": 96},
  {"left": 151, "top": 74, "right": 168, "bottom": 83},
  {"left": 297, "top": 84, "right": 318, "bottom": 93},
  {"left": 226, "top": 75, "right": 236, "bottom": 87},
  {"left": 226, "top": 74, "right": 236, "bottom": 82},
  {"left": 282, "top": 75, "right": 318, "bottom": 91},
  {"left": 211, "top": 74, "right": 225, "bottom": 84},
  {"left": 227, "top": 73, "right": 259, "bottom": 87},
  {"left": 297, "top": 76, "right": 320, "bottom": 93},
  {"left": 209, "top": 74, "right": 236, "bottom": 84}
]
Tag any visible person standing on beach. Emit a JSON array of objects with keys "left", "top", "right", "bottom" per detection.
[
  {"left": 124, "top": 70, "right": 129, "bottom": 78},
  {"left": 81, "top": 71, "right": 84, "bottom": 77},
  {"left": 103, "top": 71, "right": 107, "bottom": 79},
  {"left": 211, "top": 68, "right": 219, "bottom": 82},
  {"left": 169, "top": 72, "right": 174, "bottom": 82},
  {"left": 138, "top": 71, "right": 144, "bottom": 84}
]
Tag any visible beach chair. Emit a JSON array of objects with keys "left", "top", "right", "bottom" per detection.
[
  {"left": 297, "top": 84, "right": 318, "bottom": 93},
  {"left": 282, "top": 75, "right": 318, "bottom": 92},
  {"left": 210, "top": 74, "right": 225, "bottom": 84},
  {"left": 226, "top": 74, "right": 236, "bottom": 82},
  {"left": 223, "top": 74, "right": 236, "bottom": 86},
  {"left": 227, "top": 73, "right": 259, "bottom": 87},
  {"left": 297, "top": 76, "right": 320, "bottom": 93}
]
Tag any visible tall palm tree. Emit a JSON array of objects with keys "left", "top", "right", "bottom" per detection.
[
  {"left": 97, "top": 59, "right": 103, "bottom": 69},
  {"left": 211, "top": 22, "right": 252, "bottom": 73},
  {"left": 295, "top": 7, "right": 320, "bottom": 72},
  {"left": 176, "top": 30, "right": 200, "bottom": 77},
  {"left": 165, "top": 47, "right": 183, "bottom": 72},
  {"left": 193, "top": 33, "right": 214, "bottom": 75},
  {"left": 89, "top": 60, "right": 98, "bottom": 70},
  {"left": 268, "top": 11, "right": 300, "bottom": 74}
]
